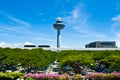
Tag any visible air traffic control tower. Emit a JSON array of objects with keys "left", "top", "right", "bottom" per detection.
[{"left": 53, "top": 17, "right": 65, "bottom": 48}]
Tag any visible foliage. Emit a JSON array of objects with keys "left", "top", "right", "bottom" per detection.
[
  {"left": 0, "top": 48, "right": 57, "bottom": 70},
  {"left": 109, "top": 58, "right": 120, "bottom": 71},
  {"left": 0, "top": 72, "right": 23, "bottom": 80},
  {"left": 1, "top": 48, "right": 120, "bottom": 72},
  {"left": 58, "top": 51, "right": 95, "bottom": 66},
  {"left": 58, "top": 50, "right": 120, "bottom": 72},
  {"left": 101, "top": 55, "right": 120, "bottom": 71}
]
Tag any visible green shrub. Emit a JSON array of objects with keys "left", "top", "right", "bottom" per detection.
[{"left": 0, "top": 72, "right": 23, "bottom": 80}]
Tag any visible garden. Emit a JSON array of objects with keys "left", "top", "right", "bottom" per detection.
[
  {"left": 0, "top": 48, "right": 120, "bottom": 80},
  {"left": 0, "top": 72, "right": 120, "bottom": 80}
]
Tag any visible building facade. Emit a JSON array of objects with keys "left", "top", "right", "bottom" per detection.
[{"left": 85, "top": 41, "right": 116, "bottom": 48}]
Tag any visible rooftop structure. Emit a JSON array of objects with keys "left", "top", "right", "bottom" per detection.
[
  {"left": 24, "top": 45, "right": 50, "bottom": 48},
  {"left": 85, "top": 41, "right": 116, "bottom": 48},
  {"left": 24, "top": 45, "right": 36, "bottom": 47},
  {"left": 38, "top": 45, "right": 50, "bottom": 48}
]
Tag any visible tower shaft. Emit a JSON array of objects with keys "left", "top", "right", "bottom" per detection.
[{"left": 57, "top": 30, "right": 61, "bottom": 48}]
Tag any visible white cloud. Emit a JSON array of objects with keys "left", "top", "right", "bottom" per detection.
[
  {"left": 0, "top": 25, "right": 33, "bottom": 38},
  {"left": 114, "top": 32, "right": 120, "bottom": 37},
  {"left": 0, "top": 24, "right": 55, "bottom": 44},
  {"left": 7, "top": 15, "right": 31, "bottom": 27},
  {"left": 63, "top": 4, "right": 84, "bottom": 23},
  {"left": 112, "top": 14, "right": 120, "bottom": 21},
  {"left": 111, "top": 14, "right": 120, "bottom": 36},
  {"left": 0, "top": 11, "right": 31, "bottom": 27},
  {"left": 24, "top": 42, "right": 34, "bottom": 45},
  {"left": 72, "top": 8, "right": 79, "bottom": 18},
  {"left": 0, "top": 25, "right": 26, "bottom": 32},
  {"left": 0, "top": 42, "right": 22, "bottom": 48},
  {"left": 0, "top": 42, "right": 8, "bottom": 48},
  {"left": 0, "top": 42, "right": 36, "bottom": 48},
  {"left": 63, "top": 3, "right": 87, "bottom": 26},
  {"left": 63, "top": 3, "right": 107, "bottom": 38},
  {"left": 108, "top": 16, "right": 120, "bottom": 49}
]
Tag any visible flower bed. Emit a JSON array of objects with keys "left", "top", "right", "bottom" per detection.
[
  {"left": 24, "top": 73, "right": 120, "bottom": 80},
  {"left": 24, "top": 73, "right": 82, "bottom": 80},
  {"left": 0, "top": 72, "right": 120, "bottom": 80},
  {"left": 85, "top": 72, "right": 120, "bottom": 80}
]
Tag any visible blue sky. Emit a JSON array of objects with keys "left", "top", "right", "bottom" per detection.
[{"left": 0, "top": 0, "right": 120, "bottom": 48}]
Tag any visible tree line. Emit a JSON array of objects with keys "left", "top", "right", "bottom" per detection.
[
  {"left": 0, "top": 48, "right": 120, "bottom": 73},
  {"left": 57, "top": 50, "right": 120, "bottom": 73},
  {"left": 0, "top": 48, "right": 56, "bottom": 72}
]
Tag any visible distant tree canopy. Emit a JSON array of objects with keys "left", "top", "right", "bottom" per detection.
[
  {"left": 57, "top": 50, "right": 120, "bottom": 72},
  {"left": 0, "top": 48, "right": 57, "bottom": 68},
  {"left": 0, "top": 48, "right": 120, "bottom": 72}
]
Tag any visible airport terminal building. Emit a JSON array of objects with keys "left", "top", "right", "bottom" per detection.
[{"left": 85, "top": 41, "right": 116, "bottom": 48}]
